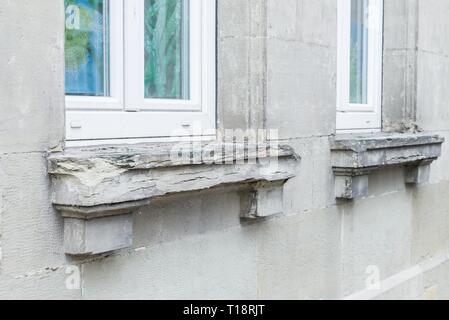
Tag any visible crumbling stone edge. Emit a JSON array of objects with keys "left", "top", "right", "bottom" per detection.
[
  {"left": 47, "top": 142, "right": 300, "bottom": 256},
  {"left": 330, "top": 132, "right": 445, "bottom": 200}
]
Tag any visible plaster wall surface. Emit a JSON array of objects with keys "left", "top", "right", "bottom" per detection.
[{"left": 1, "top": 0, "right": 449, "bottom": 300}]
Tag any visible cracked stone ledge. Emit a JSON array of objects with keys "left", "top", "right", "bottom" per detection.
[
  {"left": 330, "top": 132, "right": 444, "bottom": 200},
  {"left": 47, "top": 142, "right": 299, "bottom": 256}
]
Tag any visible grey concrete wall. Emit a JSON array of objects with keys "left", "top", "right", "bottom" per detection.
[
  {"left": 409, "top": 0, "right": 449, "bottom": 299},
  {"left": 265, "top": 0, "right": 337, "bottom": 139},
  {"left": 0, "top": 0, "right": 76, "bottom": 299},
  {"left": 383, "top": 0, "right": 419, "bottom": 131},
  {"left": 1, "top": 0, "right": 449, "bottom": 300},
  {"left": 416, "top": 0, "right": 449, "bottom": 132}
]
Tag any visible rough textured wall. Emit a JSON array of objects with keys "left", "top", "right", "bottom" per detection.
[
  {"left": 218, "top": 0, "right": 267, "bottom": 130},
  {"left": 266, "top": 0, "right": 337, "bottom": 139},
  {"left": 1, "top": 0, "right": 449, "bottom": 300},
  {"left": 383, "top": 0, "right": 419, "bottom": 131},
  {"left": 0, "top": 0, "right": 76, "bottom": 299},
  {"left": 411, "top": 0, "right": 449, "bottom": 299},
  {"left": 416, "top": 0, "right": 449, "bottom": 131}
]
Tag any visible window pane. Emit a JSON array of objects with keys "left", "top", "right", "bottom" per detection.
[
  {"left": 144, "top": 0, "right": 189, "bottom": 100},
  {"left": 65, "top": 0, "right": 109, "bottom": 96},
  {"left": 350, "top": 0, "right": 369, "bottom": 104}
]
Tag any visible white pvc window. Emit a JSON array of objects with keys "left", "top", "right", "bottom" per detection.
[
  {"left": 337, "top": 0, "right": 383, "bottom": 132},
  {"left": 64, "top": 0, "right": 216, "bottom": 145}
]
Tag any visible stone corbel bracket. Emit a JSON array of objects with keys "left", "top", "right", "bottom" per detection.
[
  {"left": 331, "top": 133, "right": 444, "bottom": 200},
  {"left": 48, "top": 142, "right": 299, "bottom": 256}
]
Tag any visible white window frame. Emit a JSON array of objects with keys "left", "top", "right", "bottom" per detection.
[
  {"left": 65, "top": 0, "right": 216, "bottom": 145},
  {"left": 336, "top": 0, "right": 383, "bottom": 133}
]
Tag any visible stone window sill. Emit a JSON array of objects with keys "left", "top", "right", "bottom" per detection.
[
  {"left": 330, "top": 133, "right": 444, "bottom": 200},
  {"left": 48, "top": 142, "right": 299, "bottom": 256}
]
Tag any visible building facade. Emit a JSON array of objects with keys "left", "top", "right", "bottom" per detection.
[{"left": 1, "top": 0, "right": 449, "bottom": 299}]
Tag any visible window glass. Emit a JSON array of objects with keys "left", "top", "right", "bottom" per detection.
[
  {"left": 144, "top": 0, "right": 189, "bottom": 100},
  {"left": 350, "top": 0, "right": 369, "bottom": 104},
  {"left": 65, "top": 0, "right": 109, "bottom": 96}
]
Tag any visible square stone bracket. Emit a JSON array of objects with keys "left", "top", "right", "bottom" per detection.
[
  {"left": 334, "top": 170, "right": 372, "bottom": 200},
  {"left": 63, "top": 214, "right": 133, "bottom": 256},
  {"left": 331, "top": 133, "right": 444, "bottom": 200},
  {"left": 240, "top": 182, "right": 285, "bottom": 219},
  {"left": 56, "top": 200, "right": 149, "bottom": 256},
  {"left": 48, "top": 142, "right": 299, "bottom": 255},
  {"left": 405, "top": 162, "right": 432, "bottom": 185}
]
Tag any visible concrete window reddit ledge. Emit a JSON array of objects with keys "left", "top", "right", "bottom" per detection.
[
  {"left": 330, "top": 133, "right": 444, "bottom": 200},
  {"left": 48, "top": 142, "right": 299, "bottom": 256}
]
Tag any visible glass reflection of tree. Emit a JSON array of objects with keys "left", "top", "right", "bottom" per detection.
[
  {"left": 144, "top": 0, "right": 184, "bottom": 99},
  {"left": 65, "top": 0, "right": 105, "bottom": 96}
]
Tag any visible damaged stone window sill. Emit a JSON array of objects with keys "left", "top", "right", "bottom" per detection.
[
  {"left": 48, "top": 141, "right": 299, "bottom": 256},
  {"left": 331, "top": 132, "right": 444, "bottom": 200}
]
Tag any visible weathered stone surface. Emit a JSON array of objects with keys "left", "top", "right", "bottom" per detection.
[
  {"left": 48, "top": 142, "right": 298, "bottom": 207},
  {"left": 48, "top": 142, "right": 299, "bottom": 255},
  {"left": 331, "top": 133, "right": 443, "bottom": 154},
  {"left": 331, "top": 133, "right": 444, "bottom": 199}
]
